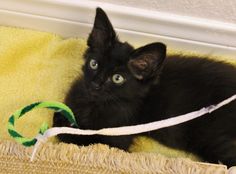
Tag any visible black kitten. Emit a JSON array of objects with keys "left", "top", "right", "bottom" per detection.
[{"left": 53, "top": 8, "right": 236, "bottom": 167}]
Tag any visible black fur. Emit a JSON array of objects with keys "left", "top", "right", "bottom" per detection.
[{"left": 53, "top": 8, "right": 236, "bottom": 167}]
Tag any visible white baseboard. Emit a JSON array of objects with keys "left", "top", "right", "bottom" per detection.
[{"left": 1, "top": 0, "right": 236, "bottom": 57}]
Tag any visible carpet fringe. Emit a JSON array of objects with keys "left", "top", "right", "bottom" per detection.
[{"left": 0, "top": 140, "right": 227, "bottom": 174}]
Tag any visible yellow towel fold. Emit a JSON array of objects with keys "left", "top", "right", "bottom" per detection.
[{"left": 0, "top": 26, "right": 85, "bottom": 140}]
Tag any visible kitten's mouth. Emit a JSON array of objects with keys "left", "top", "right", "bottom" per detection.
[
  {"left": 85, "top": 83, "right": 114, "bottom": 101},
  {"left": 87, "top": 88, "right": 103, "bottom": 98},
  {"left": 87, "top": 89, "right": 114, "bottom": 101},
  {"left": 89, "top": 91, "right": 100, "bottom": 97}
]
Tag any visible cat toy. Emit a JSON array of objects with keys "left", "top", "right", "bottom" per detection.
[
  {"left": 8, "top": 101, "right": 78, "bottom": 147},
  {"left": 8, "top": 94, "right": 236, "bottom": 161}
]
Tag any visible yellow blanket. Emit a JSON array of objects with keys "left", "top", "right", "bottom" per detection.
[{"left": 0, "top": 26, "right": 85, "bottom": 140}]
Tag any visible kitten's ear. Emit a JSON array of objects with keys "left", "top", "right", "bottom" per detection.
[
  {"left": 128, "top": 43, "right": 166, "bottom": 80},
  {"left": 87, "top": 8, "right": 116, "bottom": 50}
]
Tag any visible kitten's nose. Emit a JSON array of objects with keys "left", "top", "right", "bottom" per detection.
[{"left": 91, "top": 81, "right": 101, "bottom": 90}]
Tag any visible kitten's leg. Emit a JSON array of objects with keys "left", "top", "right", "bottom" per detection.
[
  {"left": 149, "top": 125, "right": 236, "bottom": 167},
  {"left": 53, "top": 112, "right": 134, "bottom": 149},
  {"left": 53, "top": 112, "right": 73, "bottom": 128},
  {"left": 99, "top": 135, "right": 134, "bottom": 151},
  {"left": 198, "top": 138, "right": 236, "bottom": 167},
  {"left": 53, "top": 112, "right": 99, "bottom": 146}
]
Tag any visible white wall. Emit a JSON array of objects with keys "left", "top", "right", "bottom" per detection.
[{"left": 94, "top": 0, "right": 236, "bottom": 24}]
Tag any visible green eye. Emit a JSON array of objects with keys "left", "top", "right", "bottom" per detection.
[
  {"left": 89, "top": 59, "right": 98, "bottom": 70},
  {"left": 112, "top": 74, "right": 125, "bottom": 85}
]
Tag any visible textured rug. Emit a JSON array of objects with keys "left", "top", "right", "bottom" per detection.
[{"left": 0, "top": 140, "right": 227, "bottom": 174}]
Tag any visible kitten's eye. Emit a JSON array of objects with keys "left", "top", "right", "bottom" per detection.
[
  {"left": 89, "top": 59, "right": 98, "bottom": 70},
  {"left": 112, "top": 74, "right": 125, "bottom": 85}
]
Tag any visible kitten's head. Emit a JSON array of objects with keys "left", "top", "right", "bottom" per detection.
[{"left": 83, "top": 8, "right": 166, "bottom": 101}]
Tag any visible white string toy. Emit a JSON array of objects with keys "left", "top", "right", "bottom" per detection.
[{"left": 30, "top": 94, "right": 236, "bottom": 161}]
